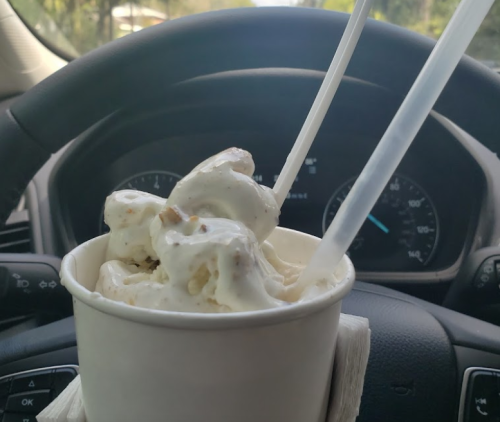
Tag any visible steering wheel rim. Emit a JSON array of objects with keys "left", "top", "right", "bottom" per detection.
[{"left": 0, "top": 7, "right": 500, "bottom": 224}]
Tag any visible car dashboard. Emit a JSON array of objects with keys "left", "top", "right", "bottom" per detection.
[{"left": 45, "top": 74, "right": 487, "bottom": 286}]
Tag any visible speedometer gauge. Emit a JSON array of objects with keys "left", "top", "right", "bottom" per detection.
[
  {"left": 100, "top": 171, "right": 181, "bottom": 234},
  {"left": 323, "top": 174, "right": 439, "bottom": 271}
]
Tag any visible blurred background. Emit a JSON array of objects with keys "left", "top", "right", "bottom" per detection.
[{"left": 8, "top": 0, "right": 500, "bottom": 70}]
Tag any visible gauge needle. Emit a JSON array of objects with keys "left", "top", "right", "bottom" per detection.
[{"left": 367, "top": 214, "right": 389, "bottom": 234}]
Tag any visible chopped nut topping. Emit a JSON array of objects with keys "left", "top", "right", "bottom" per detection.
[
  {"left": 159, "top": 206, "right": 182, "bottom": 224},
  {"left": 148, "top": 260, "right": 160, "bottom": 271},
  {"left": 188, "top": 264, "right": 210, "bottom": 295}
]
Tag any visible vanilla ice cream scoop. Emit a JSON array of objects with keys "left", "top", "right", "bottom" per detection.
[
  {"left": 166, "top": 148, "right": 280, "bottom": 243},
  {"left": 104, "top": 190, "right": 164, "bottom": 263},
  {"left": 98, "top": 205, "right": 287, "bottom": 312},
  {"left": 96, "top": 148, "right": 337, "bottom": 313}
]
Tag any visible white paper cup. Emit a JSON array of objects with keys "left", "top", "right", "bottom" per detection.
[{"left": 61, "top": 227, "right": 355, "bottom": 422}]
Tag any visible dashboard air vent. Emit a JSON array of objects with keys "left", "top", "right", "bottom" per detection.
[{"left": 0, "top": 209, "right": 31, "bottom": 253}]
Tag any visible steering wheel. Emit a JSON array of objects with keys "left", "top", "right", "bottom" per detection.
[{"left": 1, "top": 7, "right": 500, "bottom": 422}]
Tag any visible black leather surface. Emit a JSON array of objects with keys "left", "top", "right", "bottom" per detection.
[
  {"left": 343, "top": 283, "right": 456, "bottom": 422},
  {"left": 0, "top": 111, "right": 50, "bottom": 225},
  {"left": 0, "top": 317, "right": 76, "bottom": 368},
  {"left": 0, "top": 347, "right": 78, "bottom": 379},
  {"left": 354, "top": 282, "right": 500, "bottom": 354}
]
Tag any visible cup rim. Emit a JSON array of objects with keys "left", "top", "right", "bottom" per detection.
[{"left": 61, "top": 227, "right": 355, "bottom": 330}]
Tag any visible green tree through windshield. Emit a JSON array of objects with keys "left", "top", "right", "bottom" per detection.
[
  {"left": 8, "top": 0, "right": 500, "bottom": 67},
  {"left": 323, "top": 0, "right": 500, "bottom": 67}
]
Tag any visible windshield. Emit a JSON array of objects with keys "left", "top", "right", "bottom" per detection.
[{"left": 8, "top": 0, "right": 500, "bottom": 69}]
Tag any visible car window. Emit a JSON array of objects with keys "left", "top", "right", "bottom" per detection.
[{"left": 8, "top": 0, "right": 500, "bottom": 70}]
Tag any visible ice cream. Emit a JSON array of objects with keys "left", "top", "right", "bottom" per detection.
[
  {"left": 104, "top": 190, "right": 164, "bottom": 263},
  {"left": 95, "top": 148, "right": 338, "bottom": 313}
]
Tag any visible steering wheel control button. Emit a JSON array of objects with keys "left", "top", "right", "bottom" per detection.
[
  {"left": 473, "top": 257, "right": 500, "bottom": 291},
  {"left": 10, "top": 371, "right": 52, "bottom": 394},
  {"left": 53, "top": 368, "right": 77, "bottom": 397},
  {"left": 465, "top": 370, "right": 499, "bottom": 421},
  {"left": 0, "top": 256, "right": 71, "bottom": 313},
  {"left": 5, "top": 390, "right": 51, "bottom": 414},
  {"left": 2, "top": 414, "right": 37, "bottom": 422},
  {"left": 0, "top": 367, "right": 78, "bottom": 419},
  {"left": 3, "top": 263, "right": 59, "bottom": 296}
]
